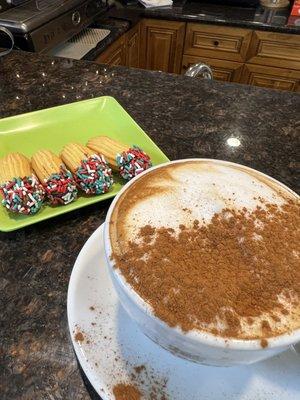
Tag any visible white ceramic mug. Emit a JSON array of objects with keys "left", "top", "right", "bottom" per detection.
[{"left": 104, "top": 159, "right": 300, "bottom": 366}]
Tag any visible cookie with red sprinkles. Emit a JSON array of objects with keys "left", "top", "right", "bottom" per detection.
[
  {"left": 44, "top": 169, "right": 77, "bottom": 205},
  {"left": 87, "top": 136, "right": 152, "bottom": 181},
  {"left": 116, "top": 146, "right": 152, "bottom": 180},
  {"left": 0, "top": 152, "right": 45, "bottom": 215},
  {"left": 61, "top": 143, "right": 114, "bottom": 195},
  {"left": 75, "top": 154, "right": 113, "bottom": 195},
  {"left": 31, "top": 150, "right": 78, "bottom": 206},
  {"left": 0, "top": 175, "right": 45, "bottom": 215}
]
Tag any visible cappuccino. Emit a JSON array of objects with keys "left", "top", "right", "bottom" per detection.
[{"left": 110, "top": 160, "right": 300, "bottom": 341}]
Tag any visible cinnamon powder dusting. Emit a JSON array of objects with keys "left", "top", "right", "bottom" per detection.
[
  {"left": 74, "top": 331, "right": 84, "bottom": 342},
  {"left": 113, "top": 383, "right": 141, "bottom": 400},
  {"left": 113, "top": 200, "right": 300, "bottom": 339},
  {"left": 260, "top": 339, "right": 268, "bottom": 348}
]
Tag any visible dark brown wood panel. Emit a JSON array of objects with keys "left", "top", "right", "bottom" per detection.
[
  {"left": 241, "top": 63, "right": 300, "bottom": 92},
  {"left": 184, "top": 23, "right": 252, "bottom": 62},
  {"left": 247, "top": 31, "right": 300, "bottom": 70},
  {"left": 126, "top": 23, "right": 140, "bottom": 68},
  {"left": 182, "top": 55, "right": 244, "bottom": 82},
  {"left": 95, "top": 35, "right": 126, "bottom": 66},
  {"left": 140, "top": 19, "right": 186, "bottom": 73}
]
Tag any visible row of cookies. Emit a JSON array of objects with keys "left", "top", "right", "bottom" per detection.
[{"left": 0, "top": 136, "right": 152, "bottom": 215}]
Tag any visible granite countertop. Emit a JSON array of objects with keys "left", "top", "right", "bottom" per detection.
[
  {"left": 109, "top": 0, "right": 300, "bottom": 34},
  {"left": 0, "top": 50, "right": 299, "bottom": 400}
]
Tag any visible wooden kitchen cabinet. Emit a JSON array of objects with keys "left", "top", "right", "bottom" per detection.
[
  {"left": 96, "top": 18, "right": 299, "bottom": 92},
  {"left": 182, "top": 55, "right": 243, "bottom": 82},
  {"left": 182, "top": 22, "right": 300, "bottom": 91},
  {"left": 95, "top": 35, "right": 126, "bottom": 66},
  {"left": 126, "top": 23, "right": 140, "bottom": 68},
  {"left": 241, "top": 63, "right": 300, "bottom": 92},
  {"left": 95, "top": 24, "right": 140, "bottom": 68},
  {"left": 184, "top": 23, "right": 252, "bottom": 63},
  {"left": 140, "top": 19, "right": 186, "bottom": 73},
  {"left": 246, "top": 30, "right": 300, "bottom": 70}
]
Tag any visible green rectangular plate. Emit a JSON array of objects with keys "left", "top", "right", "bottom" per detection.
[{"left": 0, "top": 96, "right": 169, "bottom": 232}]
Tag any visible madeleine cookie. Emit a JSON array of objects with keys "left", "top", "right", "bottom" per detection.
[
  {"left": 31, "top": 150, "right": 77, "bottom": 206},
  {"left": 0, "top": 152, "right": 44, "bottom": 215},
  {"left": 87, "top": 136, "right": 152, "bottom": 180},
  {"left": 60, "top": 143, "right": 113, "bottom": 195}
]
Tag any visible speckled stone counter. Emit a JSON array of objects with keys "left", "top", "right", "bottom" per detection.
[{"left": 0, "top": 50, "right": 299, "bottom": 400}]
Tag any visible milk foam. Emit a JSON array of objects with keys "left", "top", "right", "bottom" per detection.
[{"left": 111, "top": 160, "right": 294, "bottom": 249}]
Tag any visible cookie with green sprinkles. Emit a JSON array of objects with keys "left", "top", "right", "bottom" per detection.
[
  {"left": 61, "top": 143, "right": 114, "bottom": 195},
  {"left": 116, "top": 146, "right": 152, "bottom": 180},
  {"left": 87, "top": 136, "right": 152, "bottom": 181},
  {"left": 31, "top": 149, "right": 78, "bottom": 206},
  {"left": 75, "top": 154, "right": 113, "bottom": 194},
  {"left": 44, "top": 170, "right": 78, "bottom": 205},
  {"left": 0, "top": 152, "right": 45, "bottom": 215},
  {"left": 0, "top": 175, "right": 45, "bottom": 215}
]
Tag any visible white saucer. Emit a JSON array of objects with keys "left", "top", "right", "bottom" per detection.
[{"left": 67, "top": 224, "right": 300, "bottom": 400}]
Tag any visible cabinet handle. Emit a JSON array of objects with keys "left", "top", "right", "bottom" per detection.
[{"left": 213, "top": 40, "right": 219, "bottom": 47}]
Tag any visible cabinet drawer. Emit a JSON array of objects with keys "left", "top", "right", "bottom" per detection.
[
  {"left": 184, "top": 23, "right": 252, "bottom": 62},
  {"left": 241, "top": 64, "right": 300, "bottom": 92},
  {"left": 182, "top": 55, "right": 243, "bottom": 83},
  {"left": 247, "top": 31, "right": 300, "bottom": 70}
]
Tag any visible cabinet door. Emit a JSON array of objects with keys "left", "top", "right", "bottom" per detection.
[
  {"left": 95, "top": 36, "right": 126, "bottom": 66},
  {"left": 140, "top": 19, "right": 185, "bottom": 73},
  {"left": 184, "top": 23, "right": 252, "bottom": 63},
  {"left": 182, "top": 55, "right": 244, "bottom": 83},
  {"left": 247, "top": 31, "right": 300, "bottom": 70},
  {"left": 126, "top": 23, "right": 140, "bottom": 68},
  {"left": 241, "top": 64, "right": 300, "bottom": 92}
]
